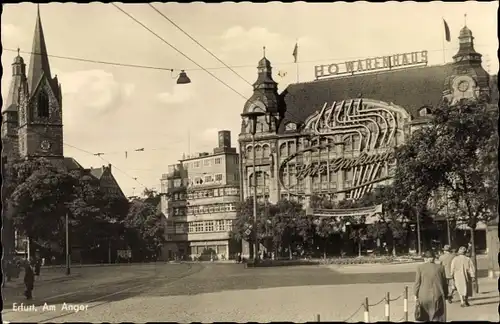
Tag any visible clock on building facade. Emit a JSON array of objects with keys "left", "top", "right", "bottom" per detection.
[{"left": 40, "top": 140, "right": 51, "bottom": 151}]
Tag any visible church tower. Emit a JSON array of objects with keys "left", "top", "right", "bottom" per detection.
[
  {"left": 1, "top": 49, "right": 27, "bottom": 161},
  {"left": 241, "top": 49, "right": 281, "bottom": 135},
  {"left": 443, "top": 22, "right": 491, "bottom": 104},
  {"left": 18, "top": 5, "right": 64, "bottom": 159}
]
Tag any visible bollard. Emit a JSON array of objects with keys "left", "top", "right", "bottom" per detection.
[
  {"left": 385, "top": 292, "right": 390, "bottom": 321},
  {"left": 317, "top": 314, "right": 320, "bottom": 322},
  {"left": 404, "top": 286, "right": 409, "bottom": 321},
  {"left": 364, "top": 297, "right": 370, "bottom": 322}
]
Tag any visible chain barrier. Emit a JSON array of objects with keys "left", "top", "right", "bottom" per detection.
[
  {"left": 368, "top": 296, "right": 386, "bottom": 307},
  {"left": 342, "top": 303, "right": 364, "bottom": 322},
  {"left": 389, "top": 294, "right": 403, "bottom": 302},
  {"left": 315, "top": 285, "right": 410, "bottom": 322}
]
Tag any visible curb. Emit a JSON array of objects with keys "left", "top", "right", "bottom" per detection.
[{"left": 43, "top": 261, "right": 171, "bottom": 269}]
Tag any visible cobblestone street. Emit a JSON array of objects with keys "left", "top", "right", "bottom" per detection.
[{"left": 3, "top": 260, "right": 497, "bottom": 323}]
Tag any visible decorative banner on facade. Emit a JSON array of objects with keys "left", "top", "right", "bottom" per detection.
[
  {"left": 315, "top": 50, "right": 428, "bottom": 79},
  {"left": 278, "top": 99, "right": 404, "bottom": 200}
]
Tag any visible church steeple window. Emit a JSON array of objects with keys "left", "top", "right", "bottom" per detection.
[{"left": 37, "top": 91, "right": 49, "bottom": 118}]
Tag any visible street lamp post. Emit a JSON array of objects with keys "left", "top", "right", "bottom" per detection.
[
  {"left": 241, "top": 110, "right": 266, "bottom": 263},
  {"left": 416, "top": 210, "right": 422, "bottom": 255},
  {"left": 65, "top": 212, "right": 70, "bottom": 275}
]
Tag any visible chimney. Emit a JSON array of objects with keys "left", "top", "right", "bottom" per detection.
[
  {"left": 108, "top": 163, "right": 112, "bottom": 170},
  {"left": 218, "top": 130, "right": 231, "bottom": 148}
]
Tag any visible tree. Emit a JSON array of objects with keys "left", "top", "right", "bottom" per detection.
[
  {"left": 124, "top": 193, "right": 165, "bottom": 260},
  {"left": 7, "top": 158, "right": 129, "bottom": 259},
  {"left": 9, "top": 158, "right": 81, "bottom": 249},
  {"left": 232, "top": 198, "right": 308, "bottom": 258},
  {"left": 393, "top": 99, "right": 498, "bottom": 291}
]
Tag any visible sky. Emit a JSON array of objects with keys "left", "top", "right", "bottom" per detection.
[{"left": 1, "top": 2, "right": 498, "bottom": 197}]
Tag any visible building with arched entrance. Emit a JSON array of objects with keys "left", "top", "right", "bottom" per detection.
[{"left": 238, "top": 25, "right": 497, "bottom": 261}]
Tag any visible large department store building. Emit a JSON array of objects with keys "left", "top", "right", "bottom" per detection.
[{"left": 238, "top": 25, "right": 498, "bottom": 257}]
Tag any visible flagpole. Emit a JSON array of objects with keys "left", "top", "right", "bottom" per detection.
[
  {"left": 442, "top": 18, "right": 446, "bottom": 64},
  {"left": 295, "top": 39, "right": 299, "bottom": 83},
  {"left": 442, "top": 33, "right": 446, "bottom": 64}
]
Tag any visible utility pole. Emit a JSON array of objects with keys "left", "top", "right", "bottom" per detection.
[
  {"left": 26, "top": 237, "right": 30, "bottom": 260},
  {"left": 416, "top": 208, "right": 422, "bottom": 255},
  {"left": 66, "top": 213, "right": 70, "bottom": 275}
]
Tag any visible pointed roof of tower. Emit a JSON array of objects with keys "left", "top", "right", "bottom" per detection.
[
  {"left": 2, "top": 49, "right": 27, "bottom": 113},
  {"left": 27, "top": 5, "right": 55, "bottom": 96}
]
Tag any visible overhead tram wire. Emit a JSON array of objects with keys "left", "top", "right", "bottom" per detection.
[
  {"left": 110, "top": 3, "right": 248, "bottom": 101},
  {"left": 3, "top": 45, "right": 493, "bottom": 73},
  {"left": 24, "top": 128, "right": 149, "bottom": 191},
  {"left": 114, "top": 3, "right": 306, "bottom": 123},
  {"left": 148, "top": 3, "right": 252, "bottom": 87}
]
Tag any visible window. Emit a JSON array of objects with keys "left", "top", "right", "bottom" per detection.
[
  {"left": 263, "top": 145, "right": 271, "bottom": 157},
  {"left": 204, "top": 159, "right": 211, "bottom": 166},
  {"left": 255, "top": 145, "right": 262, "bottom": 158},
  {"left": 175, "top": 223, "right": 186, "bottom": 234},
  {"left": 173, "top": 179, "right": 182, "bottom": 187},
  {"left": 224, "top": 220, "right": 233, "bottom": 231},
  {"left": 37, "top": 91, "right": 50, "bottom": 118},
  {"left": 215, "top": 174, "right": 223, "bottom": 181},
  {"left": 215, "top": 220, "right": 224, "bottom": 231},
  {"left": 215, "top": 158, "right": 222, "bottom": 164},
  {"left": 193, "top": 161, "right": 200, "bottom": 168},
  {"left": 285, "top": 122, "right": 297, "bottom": 131},
  {"left": 204, "top": 175, "right": 213, "bottom": 183},
  {"left": 205, "top": 221, "right": 214, "bottom": 232},
  {"left": 195, "top": 222, "right": 204, "bottom": 232}
]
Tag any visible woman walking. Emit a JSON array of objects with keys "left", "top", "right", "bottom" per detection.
[
  {"left": 414, "top": 250, "right": 448, "bottom": 321},
  {"left": 451, "top": 246, "right": 476, "bottom": 307}
]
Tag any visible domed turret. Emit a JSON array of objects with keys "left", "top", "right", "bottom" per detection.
[
  {"left": 459, "top": 26, "right": 472, "bottom": 38},
  {"left": 240, "top": 47, "right": 281, "bottom": 135},
  {"left": 443, "top": 20, "right": 491, "bottom": 105}
]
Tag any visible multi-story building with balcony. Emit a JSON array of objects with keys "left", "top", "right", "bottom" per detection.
[{"left": 160, "top": 131, "right": 241, "bottom": 261}]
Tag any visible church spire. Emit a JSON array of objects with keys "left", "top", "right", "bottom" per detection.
[{"left": 27, "top": 4, "right": 54, "bottom": 96}]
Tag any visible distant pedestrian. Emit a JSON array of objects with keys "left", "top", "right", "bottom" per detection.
[
  {"left": 34, "top": 258, "right": 41, "bottom": 276},
  {"left": 24, "top": 261, "right": 35, "bottom": 300},
  {"left": 438, "top": 245, "right": 456, "bottom": 303},
  {"left": 451, "top": 246, "right": 476, "bottom": 307},
  {"left": 413, "top": 250, "right": 448, "bottom": 321}
]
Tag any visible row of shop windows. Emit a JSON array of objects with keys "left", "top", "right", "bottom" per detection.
[
  {"left": 173, "top": 220, "right": 233, "bottom": 234},
  {"left": 189, "top": 245, "right": 227, "bottom": 255},
  {"left": 173, "top": 203, "right": 237, "bottom": 216}
]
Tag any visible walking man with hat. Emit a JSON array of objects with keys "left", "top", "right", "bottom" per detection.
[
  {"left": 413, "top": 250, "right": 448, "bottom": 321},
  {"left": 438, "top": 245, "right": 456, "bottom": 303},
  {"left": 450, "top": 246, "right": 476, "bottom": 307}
]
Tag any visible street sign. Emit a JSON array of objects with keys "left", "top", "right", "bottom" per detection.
[{"left": 244, "top": 229, "right": 252, "bottom": 236}]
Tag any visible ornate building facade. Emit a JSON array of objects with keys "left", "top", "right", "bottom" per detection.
[
  {"left": 238, "top": 25, "right": 497, "bottom": 258},
  {"left": 239, "top": 24, "right": 496, "bottom": 208}
]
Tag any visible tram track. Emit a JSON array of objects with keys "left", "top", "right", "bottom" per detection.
[{"left": 2, "top": 263, "right": 203, "bottom": 323}]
